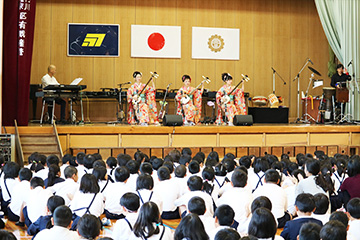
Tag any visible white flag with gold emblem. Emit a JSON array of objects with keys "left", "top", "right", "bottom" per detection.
[{"left": 192, "top": 27, "right": 240, "bottom": 60}]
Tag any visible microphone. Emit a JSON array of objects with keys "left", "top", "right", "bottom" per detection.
[
  {"left": 118, "top": 81, "right": 131, "bottom": 86},
  {"left": 271, "top": 67, "right": 276, "bottom": 72},
  {"left": 348, "top": 60, "right": 353, "bottom": 67},
  {"left": 308, "top": 58, "right": 314, "bottom": 65},
  {"left": 202, "top": 76, "right": 208, "bottom": 80},
  {"left": 166, "top": 83, "right": 172, "bottom": 88}
]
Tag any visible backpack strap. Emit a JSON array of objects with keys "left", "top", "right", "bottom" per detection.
[
  {"left": 124, "top": 217, "right": 133, "bottom": 231},
  {"left": 101, "top": 179, "right": 110, "bottom": 193},
  {"left": 4, "top": 179, "right": 11, "bottom": 199},
  {"left": 73, "top": 193, "right": 98, "bottom": 214}
]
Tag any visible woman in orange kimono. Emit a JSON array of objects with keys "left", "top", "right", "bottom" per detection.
[
  {"left": 216, "top": 73, "right": 247, "bottom": 126},
  {"left": 175, "top": 75, "right": 204, "bottom": 125},
  {"left": 127, "top": 71, "right": 159, "bottom": 126}
]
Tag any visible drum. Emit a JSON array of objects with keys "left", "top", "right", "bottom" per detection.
[
  {"left": 336, "top": 87, "right": 349, "bottom": 103},
  {"left": 268, "top": 93, "right": 279, "bottom": 107},
  {"left": 323, "top": 87, "right": 336, "bottom": 120},
  {"left": 252, "top": 96, "right": 267, "bottom": 107}
]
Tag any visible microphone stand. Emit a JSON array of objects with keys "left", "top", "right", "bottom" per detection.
[
  {"left": 108, "top": 82, "right": 131, "bottom": 125},
  {"left": 271, "top": 67, "right": 287, "bottom": 94}
]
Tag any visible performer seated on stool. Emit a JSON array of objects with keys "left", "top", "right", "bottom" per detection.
[
  {"left": 41, "top": 65, "right": 66, "bottom": 123},
  {"left": 175, "top": 75, "right": 204, "bottom": 126},
  {"left": 216, "top": 73, "right": 247, "bottom": 126},
  {"left": 127, "top": 71, "right": 159, "bottom": 126},
  {"left": 331, "top": 64, "right": 351, "bottom": 111}
]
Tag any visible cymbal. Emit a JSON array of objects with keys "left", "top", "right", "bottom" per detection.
[{"left": 308, "top": 66, "right": 321, "bottom": 76}]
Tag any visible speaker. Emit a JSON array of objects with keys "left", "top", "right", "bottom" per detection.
[
  {"left": 163, "top": 115, "right": 183, "bottom": 126},
  {"left": 233, "top": 115, "right": 253, "bottom": 126}
]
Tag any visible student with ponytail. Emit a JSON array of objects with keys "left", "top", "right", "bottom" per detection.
[{"left": 44, "top": 164, "right": 64, "bottom": 188}]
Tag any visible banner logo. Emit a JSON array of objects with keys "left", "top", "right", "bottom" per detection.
[
  {"left": 208, "top": 34, "right": 224, "bottom": 53},
  {"left": 82, "top": 33, "right": 106, "bottom": 47}
]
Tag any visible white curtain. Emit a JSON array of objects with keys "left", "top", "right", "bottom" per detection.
[{"left": 315, "top": 0, "right": 360, "bottom": 120}]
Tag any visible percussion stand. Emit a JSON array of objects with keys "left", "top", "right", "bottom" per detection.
[
  {"left": 300, "top": 74, "right": 316, "bottom": 123},
  {"left": 292, "top": 59, "right": 310, "bottom": 123}
]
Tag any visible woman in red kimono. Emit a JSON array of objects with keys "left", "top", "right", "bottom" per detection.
[
  {"left": 175, "top": 75, "right": 204, "bottom": 125},
  {"left": 127, "top": 71, "right": 159, "bottom": 126},
  {"left": 216, "top": 73, "right": 247, "bottom": 126}
]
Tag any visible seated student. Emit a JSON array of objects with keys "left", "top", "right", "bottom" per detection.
[
  {"left": 280, "top": 193, "right": 322, "bottom": 240},
  {"left": 285, "top": 169, "right": 305, "bottom": 216},
  {"left": 44, "top": 164, "right": 64, "bottom": 188},
  {"left": 29, "top": 154, "right": 47, "bottom": 174},
  {"left": 223, "top": 158, "right": 236, "bottom": 181},
  {"left": 117, "top": 153, "right": 132, "bottom": 167},
  {"left": 0, "top": 162, "right": 20, "bottom": 214},
  {"left": 312, "top": 193, "right": 330, "bottom": 225},
  {"left": 8, "top": 168, "right": 32, "bottom": 222},
  {"left": 319, "top": 220, "right": 347, "bottom": 240},
  {"left": 173, "top": 165, "right": 189, "bottom": 196},
  {"left": 347, "top": 197, "right": 360, "bottom": 237},
  {"left": 182, "top": 148, "right": 192, "bottom": 158},
  {"left": 48, "top": 166, "right": 79, "bottom": 206},
  {"left": 179, "top": 155, "right": 191, "bottom": 169},
  {"left": 253, "top": 169, "right": 289, "bottom": 228},
  {"left": 162, "top": 161, "right": 174, "bottom": 178},
  {"left": 33, "top": 155, "right": 59, "bottom": 180},
  {"left": 329, "top": 211, "right": 349, "bottom": 228},
  {"left": 140, "top": 162, "right": 157, "bottom": 186},
  {"left": 75, "top": 152, "right": 86, "bottom": 183},
  {"left": 248, "top": 157, "right": 269, "bottom": 193},
  {"left": 188, "top": 160, "right": 201, "bottom": 177},
  {"left": 215, "top": 228, "right": 240, "bottom": 240},
  {"left": 174, "top": 176, "right": 214, "bottom": 218},
  {"left": 248, "top": 207, "right": 283, "bottom": 240},
  {"left": 214, "top": 163, "right": 229, "bottom": 190},
  {"left": 92, "top": 166, "right": 111, "bottom": 193},
  {"left": 112, "top": 193, "right": 140, "bottom": 240},
  {"left": 0, "top": 230, "right": 16, "bottom": 240},
  {"left": 202, "top": 166, "right": 219, "bottom": 202},
  {"left": 339, "top": 156, "right": 360, "bottom": 200},
  {"left": 153, "top": 166, "right": 180, "bottom": 219},
  {"left": 129, "top": 201, "right": 173, "bottom": 240},
  {"left": 188, "top": 196, "right": 215, "bottom": 234},
  {"left": 33, "top": 205, "right": 79, "bottom": 240},
  {"left": 126, "top": 160, "right": 140, "bottom": 191},
  {"left": 298, "top": 222, "right": 321, "bottom": 240},
  {"left": 174, "top": 213, "right": 208, "bottom": 240},
  {"left": 106, "top": 156, "right": 117, "bottom": 182},
  {"left": 168, "top": 149, "right": 181, "bottom": 167},
  {"left": 60, "top": 154, "right": 74, "bottom": 178},
  {"left": 77, "top": 214, "right": 102, "bottom": 240},
  {"left": 136, "top": 174, "right": 163, "bottom": 213},
  {"left": 70, "top": 174, "right": 104, "bottom": 230},
  {"left": 193, "top": 152, "right": 205, "bottom": 169},
  {"left": 83, "top": 154, "right": 96, "bottom": 174},
  {"left": 208, "top": 205, "right": 236, "bottom": 240},
  {"left": 217, "top": 169, "right": 252, "bottom": 226},
  {"left": 103, "top": 166, "right": 132, "bottom": 219},
  {"left": 23, "top": 177, "right": 53, "bottom": 227},
  {"left": 151, "top": 158, "right": 163, "bottom": 183},
  {"left": 28, "top": 196, "right": 65, "bottom": 236},
  {"left": 331, "top": 158, "right": 348, "bottom": 194}
]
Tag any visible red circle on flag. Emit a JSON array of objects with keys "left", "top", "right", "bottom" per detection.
[{"left": 147, "top": 33, "right": 165, "bottom": 51}]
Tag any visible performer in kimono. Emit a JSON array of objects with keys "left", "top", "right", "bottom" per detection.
[
  {"left": 127, "top": 71, "right": 159, "bottom": 126},
  {"left": 216, "top": 73, "right": 247, "bottom": 126},
  {"left": 175, "top": 75, "right": 204, "bottom": 125}
]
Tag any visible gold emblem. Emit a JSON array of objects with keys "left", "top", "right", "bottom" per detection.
[{"left": 208, "top": 34, "right": 224, "bottom": 52}]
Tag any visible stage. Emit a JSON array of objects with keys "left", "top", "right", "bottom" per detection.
[{"left": 5, "top": 123, "right": 360, "bottom": 163}]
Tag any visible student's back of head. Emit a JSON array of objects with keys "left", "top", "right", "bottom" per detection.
[
  {"left": 239, "top": 156, "right": 251, "bottom": 169},
  {"left": 298, "top": 222, "right": 321, "bottom": 240},
  {"left": 83, "top": 154, "right": 96, "bottom": 169},
  {"left": 117, "top": 153, "right": 131, "bottom": 167},
  {"left": 295, "top": 193, "right": 316, "bottom": 213},
  {"left": 223, "top": 158, "right": 236, "bottom": 173},
  {"left": 19, "top": 168, "right": 32, "bottom": 181},
  {"left": 202, "top": 166, "right": 215, "bottom": 183},
  {"left": 80, "top": 174, "right": 100, "bottom": 194},
  {"left": 140, "top": 162, "right": 153, "bottom": 175},
  {"left": 231, "top": 169, "right": 247, "bottom": 188},
  {"left": 157, "top": 166, "right": 170, "bottom": 181},
  {"left": 248, "top": 207, "right": 277, "bottom": 239},
  {"left": 47, "top": 164, "right": 61, "bottom": 187},
  {"left": 46, "top": 154, "right": 60, "bottom": 167},
  {"left": 47, "top": 195, "right": 65, "bottom": 214},
  {"left": 53, "top": 205, "right": 72, "bottom": 228},
  {"left": 93, "top": 160, "right": 106, "bottom": 169},
  {"left": 0, "top": 230, "right": 16, "bottom": 240},
  {"left": 214, "top": 163, "right": 227, "bottom": 177},
  {"left": 92, "top": 166, "right": 107, "bottom": 181},
  {"left": 62, "top": 154, "right": 73, "bottom": 165},
  {"left": 206, "top": 151, "right": 219, "bottom": 167},
  {"left": 174, "top": 213, "right": 208, "bottom": 240},
  {"left": 64, "top": 165, "right": 77, "bottom": 179},
  {"left": 319, "top": 220, "right": 347, "bottom": 240},
  {"left": 347, "top": 197, "right": 360, "bottom": 219},
  {"left": 187, "top": 176, "right": 203, "bottom": 191},
  {"left": 3, "top": 162, "right": 20, "bottom": 179},
  {"left": 264, "top": 169, "right": 280, "bottom": 184},
  {"left": 215, "top": 228, "right": 240, "bottom": 240},
  {"left": 188, "top": 160, "right": 200, "bottom": 174},
  {"left": 215, "top": 204, "right": 235, "bottom": 226},
  {"left": 126, "top": 160, "right": 139, "bottom": 174},
  {"left": 133, "top": 201, "right": 161, "bottom": 239},
  {"left": 120, "top": 192, "right": 140, "bottom": 212},
  {"left": 253, "top": 157, "right": 270, "bottom": 174},
  {"left": 169, "top": 149, "right": 181, "bottom": 163},
  {"left": 313, "top": 193, "right": 329, "bottom": 214},
  {"left": 329, "top": 211, "right": 349, "bottom": 227},
  {"left": 251, "top": 196, "right": 272, "bottom": 213},
  {"left": 179, "top": 155, "right": 191, "bottom": 166},
  {"left": 151, "top": 158, "right": 163, "bottom": 171},
  {"left": 77, "top": 214, "right": 101, "bottom": 240},
  {"left": 347, "top": 157, "right": 360, "bottom": 177},
  {"left": 114, "top": 166, "right": 130, "bottom": 182},
  {"left": 136, "top": 174, "right": 154, "bottom": 191},
  {"left": 162, "top": 161, "right": 174, "bottom": 174},
  {"left": 106, "top": 156, "right": 117, "bottom": 170},
  {"left": 181, "top": 147, "right": 192, "bottom": 157},
  {"left": 188, "top": 196, "right": 206, "bottom": 216},
  {"left": 30, "top": 177, "right": 44, "bottom": 189},
  {"left": 76, "top": 152, "right": 86, "bottom": 165},
  {"left": 175, "top": 165, "right": 186, "bottom": 178}
]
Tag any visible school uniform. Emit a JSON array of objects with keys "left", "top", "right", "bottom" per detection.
[
  {"left": 103, "top": 182, "right": 132, "bottom": 219},
  {"left": 112, "top": 212, "right": 138, "bottom": 240},
  {"left": 216, "top": 186, "right": 252, "bottom": 231},
  {"left": 172, "top": 177, "right": 189, "bottom": 196},
  {"left": 295, "top": 175, "right": 327, "bottom": 197},
  {"left": 27, "top": 215, "right": 52, "bottom": 236},
  {"left": 47, "top": 178, "right": 79, "bottom": 205},
  {"left": 60, "top": 164, "right": 68, "bottom": 179},
  {"left": 280, "top": 216, "right": 323, "bottom": 240},
  {"left": 174, "top": 190, "right": 214, "bottom": 217},
  {"left": 0, "top": 177, "right": 19, "bottom": 213},
  {"left": 348, "top": 218, "right": 360, "bottom": 238},
  {"left": 24, "top": 186, "right": 53, "bottom": 226},
  {"left": 136, "top": 189, "right": 163, "bottom": 213},
  {"left": 199, "top": 215, "right": 216, "bottom": 234},
  {"left": 76, "top": 165, "right": 87, "bottom": 183},
  {"left": 70, "top": 191, "right": 105, "bottom": 218},
  {"left": 284, "top": 185, "right": 296, "bottom": 216},
  {"left": 44, "top": 177, "right": 65, "bottom": 188},
  {"left": 107, "top": 168, "right": 116, "bottom": 183},
  {"left": 248, "top": 171, "right": 265, "bottom": 193},
  {"left": 331, "top": 171, "right": 348, "bottom": 193},
  {"left": 311, "top": 213, "right": 330, "bottom": 225},
  {"left": 8, "top": 180, "right": 30, "bottom": 221},
  {"left": 208, "top": 226, "right": 232, "bottom": 240},
  {"left": 33, "top": 168, "right": 49, "bottom": 180},
  {"left": 98, "top": 179, "right": 111, "bottom": 193},
  {"left": 153, "top": 178, "right": 181, "bottom": 219},
  {"left": 128, "top": 224, "right": 173, "bottom": 240},
  {"left": 126, "top": 173, "right": 139, "bottom": 191},
  {"left": 33, "top": 225, "right": 80, "bottom": 240}
]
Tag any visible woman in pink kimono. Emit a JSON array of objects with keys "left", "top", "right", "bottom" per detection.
[
  {"left": 175, "top": 75, "right": 204, "bottom": 125},
  {"left": 216, "top": 73, "right": 247, "bottom": 126},
  {"left": 127, "top": 71, "right": 159, "bottom": 126}
]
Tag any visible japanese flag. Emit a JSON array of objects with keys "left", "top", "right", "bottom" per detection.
[
  {"left": 131, "top": 25, "right": 181, "bottom": 58},
  {"left": 192, "top": 27, "right": 240, "bottom": 60}
]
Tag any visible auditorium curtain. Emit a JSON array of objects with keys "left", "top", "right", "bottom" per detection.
[
  {"left": 315, "top": 0, "right": 360, "bottom": 119},
  {"left": 2, "top": 0, "right": 36, "bottom": 126}
]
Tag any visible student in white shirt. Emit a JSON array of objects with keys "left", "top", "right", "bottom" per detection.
[
  {"left": 153, "top": 166, "right": 181, "bottom": 219},
  {"left": 331, "top": 158, "right": 348, "bottom": 194},
  {"left": 136, "top": 174, "right": 163, "bottom": 213},
  {"left": 140, "top": 162, "right": 157, "bottom": 187},
  {"left": 23, "top": 177, "right": 53, "bottom": 227},
  {"left": 249, "top": 208, "right": 284, "bottom": 240},
  {"left": 92, "top": 165, "right": 111, "bottom": 193},
  {"left": 188, "top": 161, "right": 202, "bottom": 177},
  {"left": 106, "top": 156, "right": 118, "bottom": 182},
  {"left": 8, "top": 168, "right": 32, "bottom": 222},
  {"left": 82, "top": 154, "right": 96, "bottom": 174},
  {"left": 151, "top": 158, "right": 164, "bottom": 186},
  {"left": 103, "top": 166, "right": 132, "bottom": 219},
  {"left": 253, "top": 169, "right": 289, "bottom": 228},
  {"left": 0, "top": 162, "right": 20, "bottom": 216},
  {"left": 214, "top": 163, "right": 229, "bottom": 190},
  {"left": 48, "top": 166, "right": 79, "bottom": 206},
  {"left": 208, "top": 205, "right": 237, "bottom": 240},
  {"left": 187, "top": 196, "right": 215, "bottom": 234},
  {"left": 248, "top": 158, "right": 269, "bottom": 193},
  {"left": 347, "top": 198, "right": 360, "bottom": 238},
  {"left": 223, "top": 157, "right": 237, "bottom": 182},
  {"left": 33, "top": 205, "right": 80, "bottom": 240},
  {"left": 173, "top": 165, "right": 189, "bottom": 196},
  {"left": 201, "top": 167, "right": 220, "bottom": 202},
  {"left": 44, "top": 164, "right": 65, "bottom": 188},
  {"left": 129, "top": 201, "right": 173, "bottom": 240},
  {"left": 174, "top": 176, "right": 214, "bottom": 218},
  {"left": 126, "top": 160, "right": 140, "bottom": 191},
  {"left": 77, "top": 214, "right": 101, "bottom": 240},
  {"left": 216, "top": 169, "right": 253, "bottom": 229},
  {"left": 60, "top": 154, "right": 75, "bottom": 179},
  {"left": 312, "top": 193, "right": 330, "bottom": 225},
  {"left": 75, "top": 152, "right": 86, "bottom": 183},
  {"left": 41, "top": 64, "right": 66, "bottom": 122},
  {"left": 174, "top": 213, "right": 208, "bottom": 240},
  {"left": 34, "top": 155, "right": 60, "bottom": 180},
  {"left": 70, "top": 174, "right": 104, "bottom": 230},
  {"left": 112, "top": 193, "right": 140, "bottom": 240}
]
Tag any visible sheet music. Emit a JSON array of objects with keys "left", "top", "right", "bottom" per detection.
[{"left": 70, "top": 78, "right": 83, "bottom": 85}]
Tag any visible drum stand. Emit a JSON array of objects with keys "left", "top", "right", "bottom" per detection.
[{"left": 299, "top": 74, "right": 317, "bottom": 123}]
